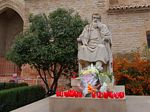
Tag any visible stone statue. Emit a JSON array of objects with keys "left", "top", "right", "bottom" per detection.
[{"left": 77, "top": 13, "right": 113, "bottom": 73}]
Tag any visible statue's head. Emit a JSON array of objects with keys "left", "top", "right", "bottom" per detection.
[{"left": 92, "top": 13, "right": 101, "bottom": 22}]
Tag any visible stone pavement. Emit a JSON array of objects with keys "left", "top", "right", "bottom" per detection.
[
  {"left": 11, "top": 97, "right": 50, "bottom": 112},
  {"left": 126, "top": 96, "right": 150, "bottom": 112},
  {"left": 11, "top": 96, "right": 150, "bottom": 112}
]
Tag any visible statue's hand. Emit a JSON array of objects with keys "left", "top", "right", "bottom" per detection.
[
  {"left": 104, "top": 38, "right": 109, "bottom": 42},
  {"left": 92, "top": 22, "right": 98, "bottom": 29},
  {"left": 77, "top": 38, "right": 81, "bottom": 42},
  {"left": 82, "top": 44, "right": 88, "bottom": 47},
  {"left": 97, "top": 21, "right": 103, "bottom": 29}
]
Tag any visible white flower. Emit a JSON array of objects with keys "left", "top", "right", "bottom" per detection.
[{"left": 100, "top": 82, "right": 108, "bottom": 92}]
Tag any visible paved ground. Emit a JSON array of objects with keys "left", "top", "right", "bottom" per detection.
[
  {"left": 11, "top": 96, "right": 150, "bottom": 112},
  {"left": 126, "top": 96, "right": 150, "bottom": 112},
  {"left": 11, "top": 97, "right": 50, "bottom": 112}
]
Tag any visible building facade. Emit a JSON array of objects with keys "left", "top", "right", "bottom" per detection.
[{"left": 0, "top": 0, "right": 150, "bottom": 76}]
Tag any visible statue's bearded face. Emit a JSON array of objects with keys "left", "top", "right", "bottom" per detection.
[
  {"left": 92, "top": 15, "right": 101, "bottom": 23},
  {"left": 92, "top": 14, "right": 101, "bottom": 29}
]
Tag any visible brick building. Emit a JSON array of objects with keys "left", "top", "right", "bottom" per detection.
[{"left": 0, "top": 0, "right": 150, "bottom": 82}]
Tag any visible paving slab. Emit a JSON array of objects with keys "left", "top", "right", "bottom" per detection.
[
  {"left": 126, "top": 96, "right": 150, "bottom": 112},
  {"left": 11, "top": 97, "right": 50, "bottom": 112}
]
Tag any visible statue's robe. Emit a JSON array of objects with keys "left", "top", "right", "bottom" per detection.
[{"left": 78, "top": 23, "right": 113, "bottom": 73}]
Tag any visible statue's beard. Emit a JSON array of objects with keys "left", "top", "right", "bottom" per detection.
[
  {"left": 92, "top": 23, "right": 98, "bottom": 29},
  {"left": 91, "top": 20, "right": 99, "bottom": 29}
]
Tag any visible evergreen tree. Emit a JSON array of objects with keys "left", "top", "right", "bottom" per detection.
[{"left": 6, "top": 8, "right": 87, "bottom": 95}]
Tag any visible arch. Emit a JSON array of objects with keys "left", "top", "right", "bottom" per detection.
[
  {"left": 0, "top": 0, "right": 28, "bottom": 30},
  {"left": 0, "top": 5, "right": 24, "bottom": 75},
  {"left": 0, "top": 8, "right": 24, "bottom": 52}
]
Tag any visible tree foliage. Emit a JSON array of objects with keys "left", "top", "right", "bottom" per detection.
[
  {"left": 6, "top": 8, "right": 87, "bottom": 95},
  {"left": 114, "top": 52, "right": 150, "bottom": 95}
]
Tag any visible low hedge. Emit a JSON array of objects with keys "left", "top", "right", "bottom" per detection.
[
  {"left": 0, "top": 82, "right": 28, "bottom": 91},
  {"left": 0, "top": 85, "right": 46, "bottom": 112}
]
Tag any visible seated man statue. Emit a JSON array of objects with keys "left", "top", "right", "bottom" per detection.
[{"left": 77, "top": 13, "right": 113, "bottom": 73}]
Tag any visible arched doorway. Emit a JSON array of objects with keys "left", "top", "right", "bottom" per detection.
[{"left": 0, "top": 8, "right": 23, "bottom": 76}]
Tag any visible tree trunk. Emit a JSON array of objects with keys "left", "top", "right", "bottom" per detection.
[
  {"left": 42, "top": 64, "right": 64, "bottom": 96},
  {"left": 49, "top": 77, "right": 59, "bottom": 95},
  {"left": 36, "top": 68, "right": 50, "bottom": 93}
]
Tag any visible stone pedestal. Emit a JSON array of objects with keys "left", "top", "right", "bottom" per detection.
[
  {"left": 49, "top": 96, "right": 126, "bottom": 112},
  {"left": 71, "top": 77, "right": 82, "bottom": 91},
  {"left": 49, "top": 78, "right": 126, "bottom": 112}
]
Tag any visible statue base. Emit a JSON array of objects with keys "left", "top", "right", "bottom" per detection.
[
  {"left": 49, "top": 96, "right": 126, "bottom": 112},
  {"left": 49, "top": 78, "right": 126, "bottom": 112}
]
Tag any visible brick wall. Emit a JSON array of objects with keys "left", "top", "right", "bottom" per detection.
[
  {"left": 108, "top": 11, "right": 150, "bottom": 53},
  {"left": 0, "top": 63, "right": 70, "bottom": 91},
  {"left": 25, "top": 0, "right": 105, "bottom": 22},
  {"left": 0, "top": 57, "right": 18, "bottom": 76}
]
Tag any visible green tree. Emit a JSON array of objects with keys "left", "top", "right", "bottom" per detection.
[{"left": 6, "top": 8, "right": 87, "bottom": 95}]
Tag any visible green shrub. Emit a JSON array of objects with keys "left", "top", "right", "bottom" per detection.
[
  {"left": 0, "top": 85, "right": 45, "bottom": 112},
  {"left": 0, "top": 82, "right": 28, "bottom": 91}
]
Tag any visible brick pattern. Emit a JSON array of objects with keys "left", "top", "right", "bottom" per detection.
[
  {"left": 0, "top": 57, "right": 18, "bottom": 76},
  {"left": 25, "top": 0, "right": 102, "bottom": 22},
  {"left": 108, "top": 11, "right": 150, "bottom": 53},
  {"left": 0, "top": 63, "right": 71, "bottom": 91},
  {"left": 0, "top": 72, "right": 70, "bottom": 91}
]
